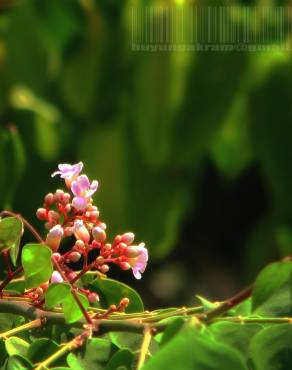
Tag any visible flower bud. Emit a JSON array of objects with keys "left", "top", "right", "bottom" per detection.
[
  {"left": 54, "top": 189, "right": 64, "bottom": 202},
  {"left": 120, "top": 262, "right": 131, "bottom": 271},
  {"left": 104, "top": 243, "right": 112, "bottom": 252},
  {"left": 92, "top": 226, "right": 106, "bottom": 243},
  {"left": 124, "top": 246, "right": 143, "bottom": 258},
  {"left": 44, "top": 193, "right": 54, "bottom": 206},
  {"left": 49, "top": 210, "right": 60, "bottom": 221},
  {"left": 75, "top": 239, "right": 85, "bottom": 250},
  {"left": 88, "top": 292, "right": 99, "bottom": 303},
  {"left": 52, "top": 252, "right": 62, "bottom": 262},
  {"left": 36, "top": 208, "right": 47, "bottom": 221},
  {"left": 120, "top": 297, "right": 130, "bottom": 307},
  {"left": 90, "top": 211, "right": 100, "bottom": 220},
  {"left": 100, "top": 264, "right": 109, "bottom": 273},
  {"left": 46, "top": 225, "right": 64, "bottom": 252},
  {"left": 45, "top": 222, "right": 53, "bottom": 230},
  {"left": 51, "top": 271, "right": 63, "bottom": 283},
  {"left": 68, "top": 251, "right": 81, "bottom": 263},
  {"left": 73, "top": 220, "right": 90, "bottom": 244},
  {"left": 35, "top": 287, "right": 44, "bottom": 296},
  {"left": 62, "top": 193, "right": 71, "bottom": 204},
  {"left": 114, "top": 235, "right": 122, "bottom": 244},
  {"left": 67, "top": 271, "right": 77, "bottom": 281},
  {"left": 96, "top": 256, "right": 104, "bottom": 265},
  {"left": 121, "top": 232, "right": 135, "bottom": 245}
]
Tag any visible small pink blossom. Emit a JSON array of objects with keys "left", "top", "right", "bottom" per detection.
[
  {"left": 71, "top": 175, "right": 98, "bottom": 211},
  {"left": 73, "top": 220, "right": 90, "bottom": 244},
  {"left": 124, "top": 243, "right": 148, "bottom": 279},
  {"left": 51, "top": 162, "right": 83, "bottom": 186},
  {"left": 45, "top": 224, "right": 64, "bottom": 252},
  {"left": 51, "top": 271, "right": 63, "bottom": 283}
]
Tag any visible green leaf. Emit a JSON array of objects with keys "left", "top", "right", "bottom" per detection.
[
  {"left": 209, "top": 321, "right": 262, "bottom": 361},
  {"left": 22, "top": 243, "right": 53, "bottom": 289},
  {"left": 0, "top": 338, "right": 7, "bottom": 366},
  {"left": 5, "top": 280, "right": 25, "bottom": 294},
  {"left": 0, "top": 217, "right": 23, "bottom": 256},
  {"left": 250, "top": 324, "right": 292, "bottom": 370},
  {"left": 105, "top": 349, "right": 134, "bottom": 370},
  {"left": 252, "top": 261, "right": 292, "bottom": 311},
  {"left": 0, "top": 314, "right": 24, "bottom": 332},
  {"left": 66, "top": 338, "right": 117, "bottom": 370},
  {"left": 143, "top": 323, "right": 247, "bottom": 370},
  {"left": 89, "top": 277, "right": 144, "bottom": 313},
  {"left": 45, "top": 283, "right": 71, "bottom": 309},
  {"left": 63, "top": 292, "right": 89, "bottom": 324},
  {"left": 5, "top": 336, "right": 29, "bottom": 357},
  {"left": 110, "top": 332, "right": 158, "bottom": 355},
  {"left": 160, "top": 317, "right": 185, "bottom": 347},
  {"left": 27, "top": 338, "right": 59, "bottom": 363},
  {"left": 6, "top": 354, "right": 32, "bottom": 370}
]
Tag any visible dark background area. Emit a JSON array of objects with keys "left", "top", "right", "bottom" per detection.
[{"left": 1, "top": 0, "right": 292, "bottom": 309}]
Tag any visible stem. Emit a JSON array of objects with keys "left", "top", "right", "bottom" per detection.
[
  {"left": 0, "top": 318, "right": 43, "bottom": 339},
  {"left": 211, "top": 316, "right": 292, "bottom": 324},
  {"left": 52, "top": 256, "right": 93, "bottom": 325},
  {"left": 0, "top": 299, "right": 166, "bottom": 334},
  {"left": 0, "top": 266, "right": 23, "bottom": 294},
  {"left": 198, "top": 284, "right": 253, "bottom": 322},
  {"left": 0, "top": 210, "right": 44, "bottom": 244},
  {"left": 34, "top": 334, "right": 85, "bottom": 370},
  {"left": 137, "top": 325, "right": 152, "bottom": 370}
]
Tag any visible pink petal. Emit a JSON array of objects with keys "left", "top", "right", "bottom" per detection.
[
  {"left": 71, "top": 180, "right": 82, "bottom": 196},
  {"left": 132, "top": 268, "right": 142, "bottom": 279},
  {"left": 77, "top": 175, "right": 90, "bottom": 192},
  {"left": 72, "top": 196, "right": 88, "bottom": 210}
]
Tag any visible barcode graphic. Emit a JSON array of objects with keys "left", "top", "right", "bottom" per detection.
[{"left": 131, "top": 6, "right": 292, "bottom": 51}]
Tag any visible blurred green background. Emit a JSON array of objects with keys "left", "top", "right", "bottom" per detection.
[{"left": 1, "top": 0, "right": 292, "bottom": 308}]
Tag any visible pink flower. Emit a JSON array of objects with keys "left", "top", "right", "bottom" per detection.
[
  {"left": 71, "top": 175, "right": 98, "bottom": 210},
  {"left": 73, "top": 220, "right": 90, "bottom": 243},
  {"left": 51, "top": 162, "right": 83, "bottom": 186},
  {"left": 45, "top": 225, "right": 64, "bottom": 252},
  {"left": 124, "top": 243, "right": 148, "bottom": 280},
  {"left": 51, "top": 271, "right": 64, "bottom": 283}
]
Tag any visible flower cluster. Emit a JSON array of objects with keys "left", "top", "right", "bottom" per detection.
[{"left": 37, "top": 162, "right": 148, "bottom": 288}]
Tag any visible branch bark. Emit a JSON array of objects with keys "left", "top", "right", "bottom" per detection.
[{"left": 0, "top": 299, "right": 165, "bottom": 335}]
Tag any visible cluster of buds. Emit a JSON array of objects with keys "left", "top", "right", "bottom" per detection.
[{"left": 36, "top": 162, "right": 148, "bottom": 289}]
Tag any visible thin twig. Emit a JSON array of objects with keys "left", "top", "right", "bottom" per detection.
[
  {"left": 0, "top": 318, "right": 44, "bottom": 339},
  {"left": 137, "top": 325, "right": 152, "bottom": 370}
]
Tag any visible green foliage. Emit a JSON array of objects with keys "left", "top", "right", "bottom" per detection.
[
  {"left": 250, "top": 324, "right": 292, "bottom": 370},
  {"left": 66, "top": 338, "right": 117, "bottom": 370},
  {"left": 45, "top": 283, "right": 71, "bottom": 309},
  {"left": 89, "top": 277, "right": 144, "bottom": 313},
  {"left": 0, "top": 216, "right": 23, "bottom": 265},
  {"left": 22, "top": 243, "right": 53, "bottom": 288},
  {"left": 46, "top": 283, "right": 90, "bottom": 323},
  {"left": 5, "top": 336, "right": 29, "bottom": 357},
  {"left": 252, "top": 261, "right": 292, "bottom": 311},
  {"left": 62, "top": 292, "right": 89, "bottom": 324},
  {"left": 144, "top": 323, "right": 247, "bottom": 370},
  {"left": 105, "top": 349, "right": 134, "bottom": 370}
]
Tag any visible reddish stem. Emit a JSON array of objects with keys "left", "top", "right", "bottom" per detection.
[
  {"left": 52, "top": 256, "right": 93, "bottom": 325},
  {"left": 0, "top": 266, "right": 23, "bottom": 295}
]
